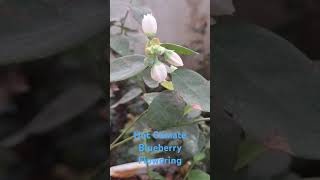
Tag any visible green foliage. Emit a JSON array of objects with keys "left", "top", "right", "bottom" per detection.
[
  {"left": 193, "top": 152, "right": 206, "bottom": 163},
  {"left": 188, "top": 169, "right": 210, "bottom": 180},
  {"left": 110, "top": 55, "right": 146, "bottom": 82},
  {"left": 161, "top": 43, "right": 199, "bottom": 55},
  {"left": 214, "top": 20, "right": 320, "bottom": 159},
  {"left": 172, "top": 69, "right": 210, "bottom": 112},
  {"left": 139, "top": 91, "right": 186, "bottom": 129},
  {"left": 143, "top": 92, "right": 160, "bottom": 105},
  {"left": 234, "top": 139, "right": 266, "bottom": 171},
  {"left": 110, "top": 35, "right": 133, "bottom": 56}
]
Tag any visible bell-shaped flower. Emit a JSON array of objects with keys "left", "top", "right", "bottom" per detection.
[
  {"left": 151, "top": 61, "right": 167, "bottom": 82},
  {"left": 164, "top": 50, "right": 184, "bottom": 67},
  {"left": 142, "top": 14, "right": 157, "bottom": 37}
]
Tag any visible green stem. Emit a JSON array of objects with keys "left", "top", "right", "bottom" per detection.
[
  {"left": 183, "top": 161, "right": 196, "bottom": 180},
  {"left": 110, "top": 117, "right": 209, "bottom": 151},
  {"left": 110, "top": 110, "right": 148, "bottom": 147},
  {"left": 110, "top": 136, "right": 134, "bottom": 150},
  {"left": 183, "top": 145, "right": 209, "bottom": 180}
]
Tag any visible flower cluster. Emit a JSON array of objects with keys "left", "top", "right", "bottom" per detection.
[{"left": 142, "top": 14, "right": 184, "bottom": 83}]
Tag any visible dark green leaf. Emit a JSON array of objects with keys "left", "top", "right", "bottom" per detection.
[
  {"left": 172, "top": 69, "right": 210, "bottom": 112},
  {"left": 161, "top": 43, "right": 199, "bottom": 55},
  {"left": 143, "top": 92, "right": 160, "bottom": 105},
  {"left": 0, "top": 0, "right": 107, "bottom": 64},
  {"left": 110, "top": 55, "right": 146, "bottom": 82},
  {"left": 0, "top": 84, "right": 102, "bottom": 147},
  {"left": 110, "top": 35, "right": 133, "bottom": 56},
  {"left": 149, "top": 171, "right": 165, "bottom": 180},
  {"left": 188, "top": 169, "right": 210, "bottom": 180},
  {"left": 234, "top": 139, "right": 266, "bottom": 171},
  {"left": 214, "top": 20, "right": 320, "bottom": 159},
  {"left": 139, "top": 91, "right": 186, "bottom": 129}
]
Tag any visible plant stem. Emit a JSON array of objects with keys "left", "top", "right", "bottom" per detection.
[
  {"left": 183, "top": 161, "right": 196, "bottom": 180},
  {"left": 110, "top": 135, "right": 134, "bottom": 150},
  {"left": 110, "top": 110, "right": 148, "bottom": 147},
  {"left": 110, "top": 116, "right": 209, "bottom": 151},
  {"left": 183, "top": 144, "right": 209, "bottom": 180},
  {"left": 172, "top": 117, "right": 210, "bottom": 129}
]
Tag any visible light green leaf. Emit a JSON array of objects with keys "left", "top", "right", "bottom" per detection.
[
  {"left": 110, "top": 55, "right": 146, "bottom": 82},
  {"left": 234, "top": 139, "right": 266, "bottom": 171},
  {"left": 188, "top": 169, "right": 210, "bottom": 180},
  {"left": 143, "top": 92, "right": 160, "bottom": 105},
  {"left": 193, "top": 152, "right": 206, "bottom": 163},
  {"left": 111, "top": 87, "right": 142, "bottom": 108},
  {"left": 172, "top": 69, "right": 210, "bottom": 112},
  {"left": 160, "top": 43, "right": 199, "bottom": 55},
  {"left": 160, "top": 80, "right": 174, "bottom": 90}
]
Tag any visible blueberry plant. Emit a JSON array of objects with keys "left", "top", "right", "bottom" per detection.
[{"left": 110, "top": 4, "right": 210, "bottom": 180}]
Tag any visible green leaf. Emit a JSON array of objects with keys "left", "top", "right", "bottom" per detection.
[
  {"left": 110, "top": 55, "right": 146, "bottom": 82},
  {"left": 247, "top": 150, "right": 291, "bottom": 178},
  {"left": 234, "top": 139, "right": 266, "bottom": 171},
  {"left": 142, "top": 68, "right": 159, "bottom": 88},
  {"left": 213, "top": 20, "right": 320, "bottom": 159},
  {"left": 183, "top": 105, "right": 193, "bottom": 115},
  {"left": 0, "top": 84, "right": 102, "bottom": 147},
  {"left": 131, "top": 6, "right": 152, "bottom": 24},
  {"left": 139, "top": 91, "right": 186, "bottom": 129},
  {"left": 0, "top": 0, "right": 107, "bottom": 65},
  {"left": 160, "top": 43, "right": 199, "bottom": 55},
  {"left": 188, "top": 169, "right": 210, "bottom": 180},
  {"left": 143, "top": 92, "right": 160, "bottom": 105},
  {"left": 111, "top": 87, "right": 143, "bottom": 108},
  {"left": 110, "top": 35, "right": 133, "bottom": 56},
  {"left": 149, "top": 171, "right": 165, "bottom": 180},
  {"left": 172, "top": 69, "right": 210, "bottom": 112},
  {"left": 160, "top": 80, "right": 174, "bottom": 90},
  {"left": 193, "top": 152, "right": 206, "bottom": 163}
]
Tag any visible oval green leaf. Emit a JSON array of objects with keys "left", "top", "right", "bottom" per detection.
[
  {"left": 110, "top": 55, "right": 146, "bottom": 82},
  {"left": 172, "top": 69, "right": 210, "bottom": 112}
]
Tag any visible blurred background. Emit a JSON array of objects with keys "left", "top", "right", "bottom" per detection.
[
  {"left": 0, "top": 0, "right": 107, "bottom": 180},
  {"left": 213, "top": 0, "right": 320, "bottom": 179}
]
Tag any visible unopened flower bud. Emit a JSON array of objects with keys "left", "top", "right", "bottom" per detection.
[
  {"left": 142, "top": 14, "right": 157, "bottom": 37},
  {"left": 151, "top": 61, "right": 167, "bottom": 82},
  {"left": 164, "top": 50, "right": 184, "bottom": 67}
]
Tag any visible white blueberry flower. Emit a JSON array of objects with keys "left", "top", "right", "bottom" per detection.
[
  {"left": 164, "top": 50, "right": 184, "bottom": 67},
  {"left": 142, "top": 14, "right": 157, "bottom": 37},
  {"left": 151, "top": 61, "right": 167, "bottom": 82}
]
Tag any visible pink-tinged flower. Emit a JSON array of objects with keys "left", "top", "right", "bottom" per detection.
[
  {"left": 164, "top": 50, "right": 184, "bottom": 67},
  {"left": 142, "top": 14, "right": 157, "bottom": 37},
  {"left": 151, "top": 62, "right": 167, "bottom": 82},
  {"left": 192, "top": 104, "right": 202, "bottom": 111}
]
